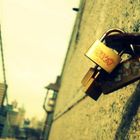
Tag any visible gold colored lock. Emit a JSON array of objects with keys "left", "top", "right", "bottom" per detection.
[
  {"left": 81, "top": 67, "right": 102, "bottom": 100},
  {"left": 86, "top": 40, "right": 121, "bottom": 73},
  {"left": 82, "top": 28, "right": 125, "bottom": 100},
  {"left": 82, "top": 67, "right": 99, "bottom": 91}
]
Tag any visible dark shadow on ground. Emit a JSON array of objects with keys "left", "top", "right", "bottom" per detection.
[{"left": 114, "top": 81, "right": 140, "bottom": 140}]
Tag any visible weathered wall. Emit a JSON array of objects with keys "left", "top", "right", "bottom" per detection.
[{"left": 49, "top": 0, "right": 140, "bottom": 140}]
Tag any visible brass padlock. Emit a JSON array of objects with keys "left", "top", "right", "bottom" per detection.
[
  {"left": 86, "top": 29, "right": 124, "bottom": 73},
  {"left": 82, "top": 29, "right": 125, "bottom": 100},
  {"left": 81, "top": 67, "right": 102, "bottom": 100}
]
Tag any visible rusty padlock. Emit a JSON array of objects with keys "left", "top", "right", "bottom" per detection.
[{"left": 82, "top": 29, "right": 125, "bottom": 100}]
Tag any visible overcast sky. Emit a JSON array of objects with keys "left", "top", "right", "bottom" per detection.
[{"left": 0, "top": 0, "right": 80, "bottom": 119}]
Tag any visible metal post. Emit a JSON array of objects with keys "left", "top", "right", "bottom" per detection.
[{"left": 0, "top": 26, "right": 8, "bottom": 105}]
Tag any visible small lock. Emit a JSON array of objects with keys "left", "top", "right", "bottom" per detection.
[
  {"left": 86, "top": 40, "right": 121, "bottom": 73},
  {"left": 81, "top": 67, "right": 102, "bottom": 100},
  {"left": 82, "top": 29, "right": 125, "bottom": 100},
  {"left": 86, "top": 29, "right": 124, "bottom": 73}
]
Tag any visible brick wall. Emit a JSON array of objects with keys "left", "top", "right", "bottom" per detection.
[{"left": 49, "top": 0, "right": 140, "bottom": 139}]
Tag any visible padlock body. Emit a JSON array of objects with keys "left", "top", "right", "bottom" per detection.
[{"left": 86, "top": 40, "right": 121, "bottom": 73}]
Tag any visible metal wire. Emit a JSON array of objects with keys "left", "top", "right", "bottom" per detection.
[{"left": 0, "top": 25, "right": 8, "bottom": 105}]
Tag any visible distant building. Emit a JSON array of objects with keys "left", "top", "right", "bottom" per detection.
[
  {"left": 0, "top": 103, "right": 26, "bottom": 138},
  {"left": 7, "top": 103, "right": 25, "bottom": 128},
  {"left": 0, "top": 83, "right": 5, "bottom": 106}
]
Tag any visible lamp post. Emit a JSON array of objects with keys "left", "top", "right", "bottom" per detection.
[
  {"left": 43, "top": 83, "right": 59, "bottom": 113},
  {"left": 42, "top": 77, "right": 60, "bottom": 140}
]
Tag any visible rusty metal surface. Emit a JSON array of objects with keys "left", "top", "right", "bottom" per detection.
[
  {"left": 82, "top": 57, "right": 140, "bottom": 99},
  {"left": 102, "top": 57, "right": 140, "bottom": 94}
]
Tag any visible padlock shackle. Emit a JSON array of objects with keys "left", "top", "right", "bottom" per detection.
[
  {"left": 105, "top": 32, "right": 140, "bottom": 56},
  {"left": 85, "top": 28, "right": 125, "bottom": 73},
  {"left": 100, "top": 29, "right": 135, "bottom": 56},
  {"left": 100, "top": 28, "right": 125, "bottom": 41}
]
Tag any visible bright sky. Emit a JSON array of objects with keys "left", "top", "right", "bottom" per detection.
[{"left": 0, "top": 0, "right": 80, "bottom": 119}]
